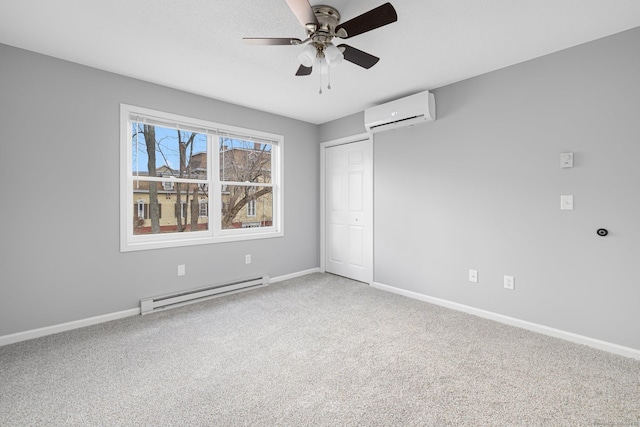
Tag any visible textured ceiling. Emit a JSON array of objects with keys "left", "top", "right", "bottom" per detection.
[{"left": 1, "top": 0, "right": 639, "bottom": 124}]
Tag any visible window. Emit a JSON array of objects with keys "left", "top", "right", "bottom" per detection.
[
  {"left": 199, "top": 199, "right": 208, "bottom": 217},
  {"left": 120, "top": 104, "right": 283, "bottom": 251},
  {"left": 247, "top": 199, "right": 256, "bottom": 217},
  {"left": 137, "top": 200, "right": 145, "bottom": 219},
  {"left": 135, "top": 201, "right": 162, "bottom": 220}
]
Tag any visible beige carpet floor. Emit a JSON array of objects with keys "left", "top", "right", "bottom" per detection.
[{"left": 1, "top": 273, "right": 639, "bottom": 426}]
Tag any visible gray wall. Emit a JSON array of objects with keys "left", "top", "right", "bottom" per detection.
[
  {"left": 320, "top": 27, "right": 640, "bottom": 350},
  {"left": 0, "top": 44, "right": 319, "bottom": 336},
  {"left": 318, "top": 111, "right": 366, "bottom": 142}
]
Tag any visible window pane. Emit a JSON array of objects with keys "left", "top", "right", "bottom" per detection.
[
  {"left": 132, "top": 122, "right": 208, "bottom": 180},
  {"left": 219, "top": 137, "right": 272, "bottom": 184},
  {"left": 132, "top": 181, "right": 209, "bottom": 235},
  {"left": 221, "top": 185, "right": 272, "bottom": 229}
]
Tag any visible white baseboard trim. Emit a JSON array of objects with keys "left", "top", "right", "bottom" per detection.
[
  {"left": 0, "top": 268, "right": 323, "bottom": 347},
  {"left": 270, "top": 267, "right": 322, "bottom": 284},
  {"left": 0, "top": 308, "right": 140, "bottom": 347},
  {"left": 372, "top": 281, "right": 640, "bottom": 361}
]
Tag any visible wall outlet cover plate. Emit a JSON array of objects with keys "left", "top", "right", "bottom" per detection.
[{"left": 504, "top": 275, "right": 515, "bottom": 290}]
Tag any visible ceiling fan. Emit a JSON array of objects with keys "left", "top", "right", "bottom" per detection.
[{"left": 243, "top": 0, "right": 397, "bottom": 83}]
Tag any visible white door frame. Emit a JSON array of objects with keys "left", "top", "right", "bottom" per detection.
[{"left": 320, "top": 132, "right": 373, "bottom": 285}]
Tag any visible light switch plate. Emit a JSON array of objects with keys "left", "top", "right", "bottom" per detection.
[
  {"left": 561, "top": 195, "right": 574, "bottom": 210},
  {"left": 560, "top": 152, "right": 574, "bottom": 168}
]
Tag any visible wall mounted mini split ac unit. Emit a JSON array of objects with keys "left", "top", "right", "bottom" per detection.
[{"left": 364, "top": 90, "right": 436, "bottom": 133}]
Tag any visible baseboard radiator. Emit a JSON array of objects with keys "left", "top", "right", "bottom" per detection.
[{"left": 140, "top": 275, "right": 269, "bottom": 315}]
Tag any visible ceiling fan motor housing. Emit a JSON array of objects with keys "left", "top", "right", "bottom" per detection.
[{"left": 308, "top": 5, "right": 342, "bottom": 53}]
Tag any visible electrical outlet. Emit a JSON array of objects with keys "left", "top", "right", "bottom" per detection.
[
  {"left": 177, "top": 264, "right": 186, "bottom": 276},
  {"left": 504, "top": 275, "right": 515, "bottom": 290},
  {"left": 245, "top": 254, "right": 251, "bottom": 264},
  {"left": 469, "top": 269, "right": 478, "bottom": 283}
]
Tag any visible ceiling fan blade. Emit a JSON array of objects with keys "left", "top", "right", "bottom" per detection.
[
  {"left": 285, "top": 0, "right": 319, "bottom": 28},
  {"left": 295, "top": 65, "right": 313, "bottom": 76},
  {"left": 335, "top": 3, "right": 397, "bottom": 39},
  {"left": 243, "top": 38, "right": 302, "bottom": 46},
  {"left": 338, "top": 44, "right": 380, "bottom": 69}
]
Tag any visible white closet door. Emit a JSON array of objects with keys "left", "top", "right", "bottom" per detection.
[{"left": 325, "top": 139, "right": 372, "bottom": 283}]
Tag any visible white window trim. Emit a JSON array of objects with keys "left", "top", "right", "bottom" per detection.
[{"left": 120, "top": 104, "right": 284, "bottom": 252}]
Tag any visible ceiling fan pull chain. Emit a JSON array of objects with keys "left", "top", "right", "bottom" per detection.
[
  {"left": 319, "top": 69, "right": 323, "bottom": 94},
  {"left": 327, "top": 65, "right": 332, "bottom": 90}
]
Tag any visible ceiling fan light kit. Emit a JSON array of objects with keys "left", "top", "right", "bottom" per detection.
[
  {"left": 298, "top": 44, "right": 317, "bottom": 67},
  {"left": 243, "top": 1, "right": 397, "bottom": 92},
  {"left": 324, "top": 43, "right": 343, "bottom": 66}
]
